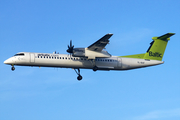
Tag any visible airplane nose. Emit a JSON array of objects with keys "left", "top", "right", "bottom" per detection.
[
  {"left": 4, "top": 58, "right": 12, "bottom": 64},
  {"left": 4, "top": 59, "right": 9, "bottom": 64}
]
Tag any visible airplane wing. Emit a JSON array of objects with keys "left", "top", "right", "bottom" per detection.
[{"left": 87, "top": 33, "right": 113, "bottom": 52}]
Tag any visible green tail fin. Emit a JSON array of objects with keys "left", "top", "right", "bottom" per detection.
[{"left": 144, "top": 33, "right": 175, "bottom": 61}]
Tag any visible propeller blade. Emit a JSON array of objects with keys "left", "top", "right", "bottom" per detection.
[
  {"left": 70, "top": 40, "right": 72, "bottom": 47},
  {"left": 66, "top": 40, "right": 74, "bottom": 54}
]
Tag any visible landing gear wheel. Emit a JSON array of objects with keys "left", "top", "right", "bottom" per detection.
[
  {"left": 74, "top": 68, "right": 83, "bottom": 81},
  {"left": 11, "top": 66, "right": 15, "bottom": 71},
  {"left": 93, "top": 66, "right": 98, "bottom": 72},
  {"left": 77, "top": 75, "right": 82, "bottom": 81}
]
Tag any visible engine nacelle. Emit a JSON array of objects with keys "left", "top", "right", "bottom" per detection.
[
  {"left": 72, "top": 48, "right": 111, "bottom": 59},
  {"left": 85, "top": 48, "right": 111, "bottom": 59},
  {"left": 72, "top": 48, "right": 85, "bottom": 57}
]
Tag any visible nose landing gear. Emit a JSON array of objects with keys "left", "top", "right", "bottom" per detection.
[
  {"left": 74, "top": 68, "right": 83, "bottom": 81},
  {"left": 11, "top": 65, "right": 15, "bottom": 71}
]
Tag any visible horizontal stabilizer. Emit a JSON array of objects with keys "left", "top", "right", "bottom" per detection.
[{"left": 157, "top": 33, "right": 175, "bottom": 40}]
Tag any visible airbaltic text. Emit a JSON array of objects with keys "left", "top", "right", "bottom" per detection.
[{"left": 149, "top": 51, "right": 162, "bottom": 58}]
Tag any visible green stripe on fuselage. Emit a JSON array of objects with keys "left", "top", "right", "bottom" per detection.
[{"left": 119, "top": 53, "right": 145, "bottom": 59}]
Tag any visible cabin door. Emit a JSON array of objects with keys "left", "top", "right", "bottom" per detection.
[
  {"left": 30, "top": 53, "right": 35, "bottom": 63},
  {"left": 117, "top": 58, "right": 122, "bottom": 67}
]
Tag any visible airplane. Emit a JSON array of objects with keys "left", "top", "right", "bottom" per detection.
[{"left": 4, "top": 33, "right": 175, "bottom": 80}]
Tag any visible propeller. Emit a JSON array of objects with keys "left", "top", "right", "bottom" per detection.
[{"left": 66, "top": 40, "right": 74, "bottom": 56}]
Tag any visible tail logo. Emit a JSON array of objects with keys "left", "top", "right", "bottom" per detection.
[{"left": 149, "top": 51, "right": 162, "bottom": 58}]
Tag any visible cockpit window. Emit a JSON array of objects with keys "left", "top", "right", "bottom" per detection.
[{"left": 14, "top": 53, "right": 25, "bottom": 56}]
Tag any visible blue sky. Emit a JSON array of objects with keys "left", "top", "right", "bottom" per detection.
[{"left": 0, "top": 0, "right": 180, "bottom": 120}]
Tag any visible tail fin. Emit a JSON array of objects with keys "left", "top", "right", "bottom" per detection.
[{"left": 144, "top": 33, "right": 175, "bottom": 61}]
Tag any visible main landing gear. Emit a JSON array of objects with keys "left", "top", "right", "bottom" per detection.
[
  {"left": 74, "top": 68, "right": 83, "bottom": 81},
  {"left": 93, "top": 66, "right": 98, "bottom": 71},
  {"left": 74, "top": 66, "right": 98, "bottom": 81},
  {"left": 11, "top": 65, "right": 15, "bottom": 71},
  {"left": 90, "top": 59, "right": 98, "bottom": 72}
]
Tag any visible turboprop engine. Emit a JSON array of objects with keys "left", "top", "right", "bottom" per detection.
[
  {"left": 66, "top": 40, "right": 111, "bottom": 59},
  {"left": 73, "top": 48, "right": 85, "bottom": 57}
]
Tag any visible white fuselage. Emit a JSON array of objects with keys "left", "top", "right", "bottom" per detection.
[{"left": 4, "top": 52, "right": 164, "bottom": 70}]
